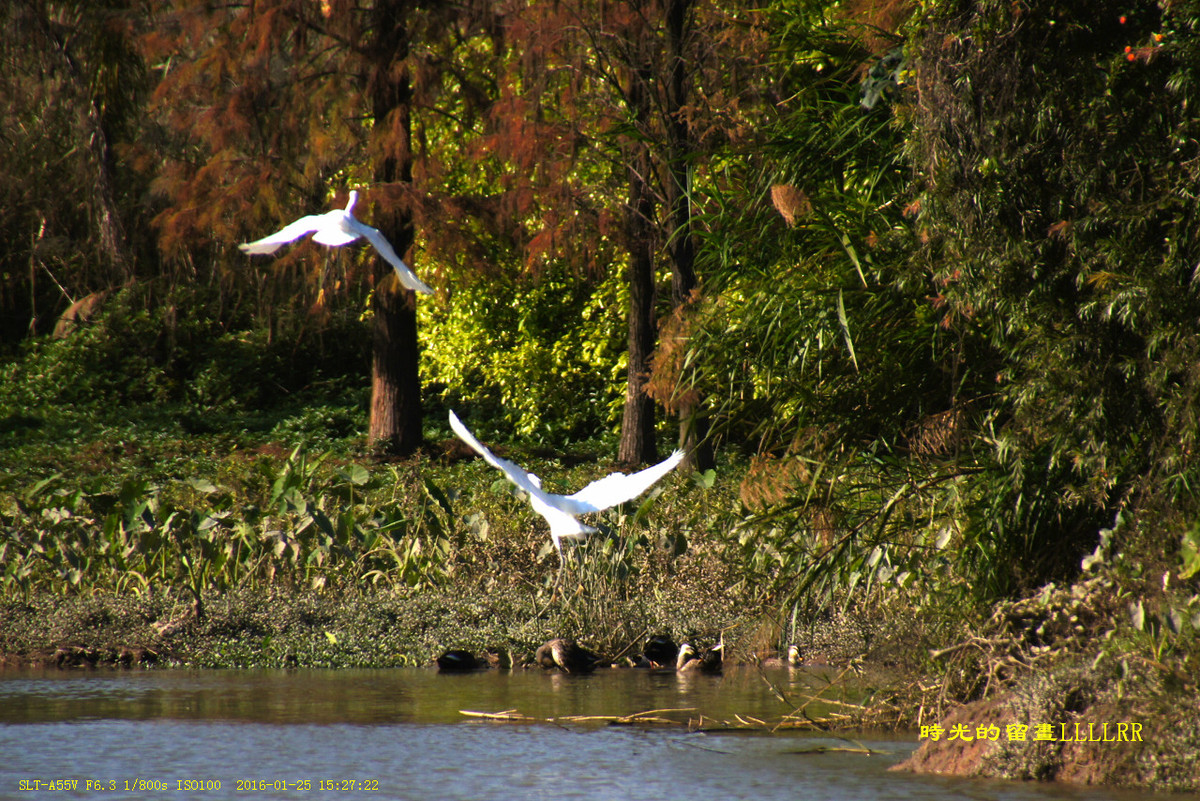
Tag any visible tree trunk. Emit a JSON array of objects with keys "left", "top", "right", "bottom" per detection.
[
  {"left": 370, "top": 282, "right": 422, "bottom": 455},
  {"left": 367, "top": 1, "right": 423, "bottom": 456},
  {"left": 663, "top": 0, "right": 713, "bottom": 471},
  {"left": 617, "top": 61, "right": 658, "bottom": 465}
]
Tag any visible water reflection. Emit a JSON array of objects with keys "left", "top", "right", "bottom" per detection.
[
  {"left": 0, "top": 668, "right": 1160, "bottom": 801},
  {"left": 0, "top": 670, "right": 413, "bottom": 724},
  {"left": 0, "top": 665, "right": 849, "bottom": 726}
]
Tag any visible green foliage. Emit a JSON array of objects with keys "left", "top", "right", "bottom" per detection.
[
  {"left": 657, "top": 5, "right": 978, "bottom": 619},
  {"left": 0, "top": 320, "right": 738, "bottom": 618},
  {"left": 0, "top": 449, "right": 455, "bottom": 598},
  {"left": 735, "top": 451, "right": 971, "bottom": 611},
  {"left": 911, "top": 0, "right": 1200, "bottom": 583},
  {"left": 636, "top": 0, "right": 1200, "bottom": 641},
  {"left": 0, "top": 284, "right": 369, "bottom": 417},
  {"left": 2, "top": 289, "right": 180, "bottom": 409},
  {"left": 421, "top": 260, "right": 627, "bottom": 442},
  {"left": 0, "top": 425, "right": 746, "bottom": 665},
  {"left": 675, "top": 3, "right": 936, "bottom": 452}
]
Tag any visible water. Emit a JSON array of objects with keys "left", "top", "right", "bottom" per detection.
[{"left": 0, "top": 667, "right": 1160, "bottom": 800}]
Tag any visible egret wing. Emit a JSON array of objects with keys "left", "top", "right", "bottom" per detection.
[
  {"left": 354, "top": 221, "right": 434, "bottom": 294},
  {"left": 449, "top": 411, "right": 541, "bottom": 497},
  {"left": 238, "top": 215, "right": 326, "bottom": 255},
  {"left": 565, "top": 450, "right": 684, "bottom": 513}
]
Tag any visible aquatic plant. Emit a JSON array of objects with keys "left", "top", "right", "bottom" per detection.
[{"left": 1, "top": 448, "right": 457, "bottom": 598}]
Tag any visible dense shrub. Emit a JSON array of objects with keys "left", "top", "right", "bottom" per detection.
[{"left": 0, "top": 284, "right": 370, "bottom": 416}]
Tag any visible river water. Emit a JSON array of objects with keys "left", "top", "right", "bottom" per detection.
[{"left": 0, "top": 666, "right": 1160, "bottom": 800}]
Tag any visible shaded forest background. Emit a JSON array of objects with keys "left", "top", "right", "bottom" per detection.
[{"left": 4, "top": 0, "right": 1200, "bottom": 652}]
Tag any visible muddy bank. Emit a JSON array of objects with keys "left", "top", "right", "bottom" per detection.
[
  {"left": 0, "top": 584, "right": 884, "bottom": 672},
  {"left": 890, "top": 593, "right": 1200, "bottom": 794}
]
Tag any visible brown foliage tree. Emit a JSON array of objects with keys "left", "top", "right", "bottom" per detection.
[
  {"left": 480, "top": 0, "right": 766, "bottom": 463},
  {"left": 139, "top": 0, "right": 502, "bottom": 454}
]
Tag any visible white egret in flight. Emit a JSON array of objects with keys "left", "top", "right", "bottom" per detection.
[
  {"left": 448, "top": 410, "right": 684, "bottom": 561},
  {"left": 239, "top": 190, "right": 433, "bottom": 294}
]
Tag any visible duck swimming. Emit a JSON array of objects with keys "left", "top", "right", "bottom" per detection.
[
  {"left": 677, "top": 641, "right": 723, "bottom": 674},
  {"left": 535, "top": 638, "right": 602, "bottom": 674}
]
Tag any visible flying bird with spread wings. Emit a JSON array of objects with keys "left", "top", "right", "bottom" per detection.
[
  {"left": 239, "top": 190, "right": 432, "bottom": 294},
  {"left": 448, "top": 410, "right": 683, "bottom": 562}
]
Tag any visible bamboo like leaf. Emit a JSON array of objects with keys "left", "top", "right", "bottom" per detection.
[{"left": 836, "top": 289, "right": 859, "bottom": 373}]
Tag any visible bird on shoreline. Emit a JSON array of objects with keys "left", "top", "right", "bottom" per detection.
[
  {"left": 677, "top": 641, "right": 724, "bottom": 674},
  {"left": 643, "top": 635, "right": 679, "bottom": 669},
  {"left": 448, "top": 410, "right": 684, "bottom": 562},
  {"left": 536, "top": 638, "right": 602, "bottom": 674},
  {"left": 239, "top": 190, "right": 433, "bottom": 295},
  {"left": 436, "top": 649, "right": 481, "bottom": 672},
  {"left": 484, "top": 647, "right": 513, "bottom": 670},
  {"left": 677, "top": 643, "right": 699, "bottom": 671}
]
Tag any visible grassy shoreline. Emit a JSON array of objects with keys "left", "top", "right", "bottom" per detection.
[
  {"left": 4, "top": 397, "right": 1200, "bottom": 790},
  {"left": 0, "top": 582, "right": 876, "bottom": 672},
  {"left": 5, "top": 579, "right": 1200, "bottom": 792}
]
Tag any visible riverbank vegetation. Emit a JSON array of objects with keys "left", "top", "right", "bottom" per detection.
[{"left": 4, "top": 0, "right": 1200, "bottom": 790}]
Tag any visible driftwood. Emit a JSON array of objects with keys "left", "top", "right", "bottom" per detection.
[
  {"left": 460, "top": 704, "right": 865, "bottom": 732},
  {"left": 460, "top": 707, "right": 706, "bottom": 727}
]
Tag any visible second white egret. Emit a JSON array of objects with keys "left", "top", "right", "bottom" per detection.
[{"left": 448, "top": 410, "right": 684, "bottom": 561}]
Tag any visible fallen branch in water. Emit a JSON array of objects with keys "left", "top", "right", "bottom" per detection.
[
  {"left": 559, "top": 707, "right": 699, "bottom": 726},
  {"left": 460, "top": 707, "right": 708, "bottom": 727},
  {"left": 458, "top": 705, "right": 860, "bottom": 732},
  {"left": 459, "top": 709, "right": 540, "bottom": 723}
]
